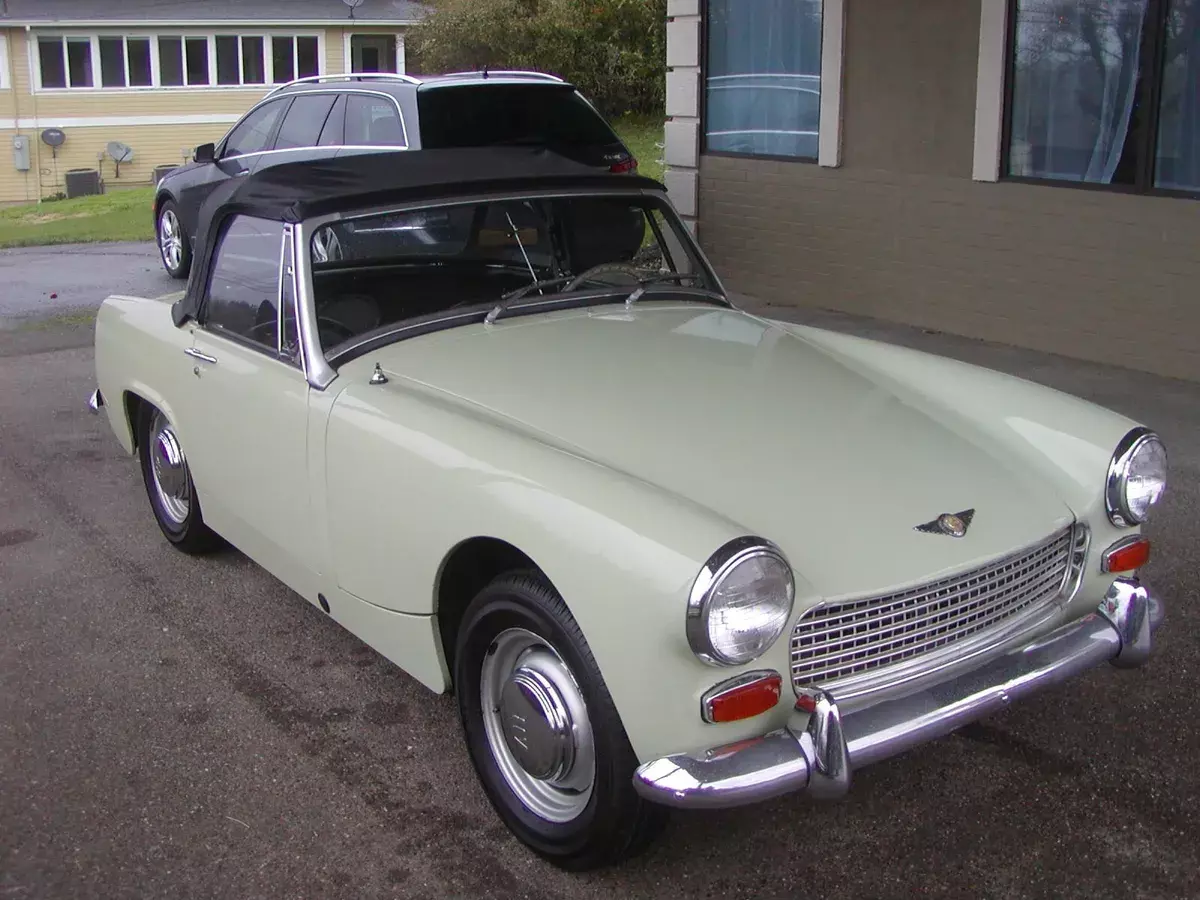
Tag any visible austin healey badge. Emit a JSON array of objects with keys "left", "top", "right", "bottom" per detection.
[{"left": 915, "top": 508, "right": 975, "bottom": 537}]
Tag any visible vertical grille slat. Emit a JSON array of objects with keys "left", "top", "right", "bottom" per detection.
[{"left": 790, "top": 528, "right": 1077, "bottom": 691}]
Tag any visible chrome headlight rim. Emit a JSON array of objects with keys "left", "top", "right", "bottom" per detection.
[
  {"left": 1105, "top": 426, "right": 1167, "bottom": 527},
  {"left": 686, "top": 536, "right": 795, "bottom": 667}
]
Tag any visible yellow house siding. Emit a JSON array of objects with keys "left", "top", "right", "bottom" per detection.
[{"left": 0, "top": 22, "right": 414, "bottom": 202}]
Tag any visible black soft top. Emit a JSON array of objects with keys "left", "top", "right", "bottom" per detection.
[{"left": 172, "top": 147, "right": 664, "bottom": 326}]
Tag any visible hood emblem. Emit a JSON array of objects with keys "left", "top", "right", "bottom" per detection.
[{"left": 915, "top": 509, "right": 975, "bottom": 538}]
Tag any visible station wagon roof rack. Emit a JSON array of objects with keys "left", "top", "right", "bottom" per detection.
[
  {"left": 268, "top": 72, "right": 422, "bottom": 94},
  {"left": 431, "top": 70, "right": 565, "bottom": 83}
]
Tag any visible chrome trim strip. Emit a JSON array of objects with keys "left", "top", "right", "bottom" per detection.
[
  {"left": 686, "top": 537, "right": 794, "bottom": 667},
  {"left": 634, "top": 578, "right": 1163, "bottom": 809},
  {"left": 699, "top": 670, "right": 782, "bottom": 724},
  {"left": 1105, "top": 427, "right": 1162, "bottom": 527},
  {"left": 292, "top": 221, "right": 338, "bottom": 391}
]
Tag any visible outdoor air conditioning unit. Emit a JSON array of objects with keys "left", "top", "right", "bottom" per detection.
[
  {"left": 64, "top": 168, "right": 102, "bottom": 198},
  {"left": 153, "top": 164, "right": 178, "bottom": 183}
]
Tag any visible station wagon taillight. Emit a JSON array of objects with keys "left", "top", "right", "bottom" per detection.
[{"left": 610, "top": 156, "right": 638, "bottom": 174}]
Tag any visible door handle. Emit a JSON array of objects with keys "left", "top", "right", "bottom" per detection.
[{"left": 184, "top": 347, "right": 217, "bottom": 364}]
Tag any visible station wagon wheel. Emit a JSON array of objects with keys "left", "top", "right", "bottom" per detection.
[
  {"left": 157, "top": 200, "right": 192, "bottom": 280},
  {"left": 136, "top": 403, "right": 222, "bottom": 554},
  {"left": 455, "top": 572, "right": 666, "bottom": 871}
]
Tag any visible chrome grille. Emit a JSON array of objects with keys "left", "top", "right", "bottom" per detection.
[{"left": 790, "top": 527, "right": 1078, "bottom": 690}]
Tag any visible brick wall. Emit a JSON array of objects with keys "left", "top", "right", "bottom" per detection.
[{"left": 690, "top": 0, "right": 1200, "bottom": 382}]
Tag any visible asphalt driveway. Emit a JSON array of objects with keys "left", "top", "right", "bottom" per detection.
[{"left": 0, "top": 283, "right": 1197, "bottom": 899}]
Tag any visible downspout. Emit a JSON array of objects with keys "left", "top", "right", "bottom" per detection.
[{"left": 25, "top": 25, "right": 42, "bottom": 203}]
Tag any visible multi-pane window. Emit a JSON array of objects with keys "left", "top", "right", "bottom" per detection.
[
  {"left": 1006, "top": 0, "right": 1199, "bottom": 195},
  {"left": 704, "top": 0, "right": 824, "bottom": 159},
  {"left": 35, "top": 32, "right": 321, "bottom": 90}
]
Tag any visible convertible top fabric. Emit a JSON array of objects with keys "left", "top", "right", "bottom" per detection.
[{"left": 172, "top": 147, "right": 663, "bottom": 326}]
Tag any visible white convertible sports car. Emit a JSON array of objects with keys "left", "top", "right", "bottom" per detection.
[{"left": 89, "top": 146, "right": 1168, "bottom": 870}]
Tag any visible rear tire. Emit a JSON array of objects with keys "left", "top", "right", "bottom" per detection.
[
  {"left": 454, "top": 572, "right": 667, "bottom": 871},
  {"left": 136, "top": 403, "right": 222, "bottom": 554},
  {"left": 157, "top": 199, "right": 192, "bottom": 280}
]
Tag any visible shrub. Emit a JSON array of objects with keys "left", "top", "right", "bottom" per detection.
[{"left": 407, "top": 0, "right": 667, "bottom": 117}]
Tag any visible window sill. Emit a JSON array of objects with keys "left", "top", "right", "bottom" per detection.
[
  {"left": 33, "top": 85, "right": 284, "bottom": 94},
  {"left": 701, "top": 150, "right": 819, "bottom": 165},
  {"left": 1002, "top": 175, "right": 1198, "bottom": 202}
]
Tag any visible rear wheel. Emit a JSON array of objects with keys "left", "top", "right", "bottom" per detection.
[
  {"left": 454, "top": 572, "right": 667, "bottom": 870},
  {"left": 136, "top": 403, "right": 222, "bottom": 554},
  {"left": 157, "top": 200, "right": 192, "bottom": 279}
]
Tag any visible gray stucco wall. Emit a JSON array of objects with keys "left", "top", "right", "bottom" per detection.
[{"left": 689, "top": 0, "right": 1199, "bottom": 382}]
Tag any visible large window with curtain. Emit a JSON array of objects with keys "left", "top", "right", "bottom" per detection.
[
  {"left": 1005, "top": 0, "right": 1199, "bottom": 196},
  {"left": 704, "top": 0, "right": 824, "bottom": 160}
]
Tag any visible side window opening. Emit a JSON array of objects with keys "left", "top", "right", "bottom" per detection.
[
  {"left": 345, "top": 94, "right": 407, "bottom": 147},
  {"left": 275, "top": 93, "right": 339, "bottom": 151},
  {"left": 223, "top": 99, "right": 289, "bottom": 158},
  {"left": 202, "top": 216, "right": 287, "bottom": 356}
]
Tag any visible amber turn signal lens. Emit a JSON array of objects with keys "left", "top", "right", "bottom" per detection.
[
  {"left": 1102, "top": 537, "right": 1151, "bottom": 573},
  {"left": 705, "top": 673, "right": 783, "bottom": 723}
]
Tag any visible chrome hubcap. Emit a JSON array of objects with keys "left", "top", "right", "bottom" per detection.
[
  {"left": 481, "top": 628, "right": 595, "bottom": 823},
  {"left": 159, "top": 209, "right": 183, "bottom": 270},
  {"left": 149, "top": 411, "right": 190, "bottom": 526}
]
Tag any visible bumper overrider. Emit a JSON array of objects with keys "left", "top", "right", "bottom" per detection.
[{"left": 634, "top": 577, "right": 1165, "bottom": 809}]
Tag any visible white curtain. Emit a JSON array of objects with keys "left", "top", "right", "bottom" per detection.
[
  {"left": 1155, "top": 0, "right": 1200, "bottom": 192},
  {"left": 1009, "top": 0, "right": 1148, "bottom": 183}
]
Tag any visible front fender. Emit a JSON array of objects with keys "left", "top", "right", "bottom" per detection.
[{"left": 323, "top": 368, "right": 814, "bottom": 762}]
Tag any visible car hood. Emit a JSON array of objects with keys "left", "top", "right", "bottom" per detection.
[{"left": 367, "top": 303, "right": 1075, "bottom": 598}]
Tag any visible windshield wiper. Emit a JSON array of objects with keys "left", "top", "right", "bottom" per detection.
[{"left": 623, "top": 272, "right": 727, "bottom": 307}]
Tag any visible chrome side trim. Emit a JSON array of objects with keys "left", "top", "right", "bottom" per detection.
[
  {"left": 87, "top": 389, "right": 104, "bottom": 414},
  {"left": 634, "top": 578, "right": 1163, "bottom": 810},
  {"left": 686, "top": 537, "right": 793, "bottom": 667},
  {"left": 1105, "top": 427, "right": 1160, "bottom": 527},
  {"left": 292, "top": 221, "right": 338, "bottom": 391}
]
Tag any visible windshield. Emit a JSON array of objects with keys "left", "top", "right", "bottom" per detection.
[{"left": 308, "top": 194, "right": 719, "bottom": 355}]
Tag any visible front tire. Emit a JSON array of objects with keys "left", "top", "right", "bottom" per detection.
[
  {"left": 454, "top": 572, "right": 667, "bottom": 870},
  {"left": 136, "top": 403, "right": 222, "bottom": 554},
  {"left": 156, "top": 199, "right": 192, "bottom": 279}
]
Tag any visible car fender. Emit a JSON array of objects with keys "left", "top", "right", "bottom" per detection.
[{"left": 322, "top": 367, "right": 816, "bottom": 762}]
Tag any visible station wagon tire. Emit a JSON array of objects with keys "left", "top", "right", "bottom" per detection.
[
  {"left": 157, "top": 200, "right": 192, "bottom": 280},
  {"left": 454, "top": 573, "right": 667, "bottom": 870},
  {"left": 136, "top": 403, "right": 222, "bottom": 554}
]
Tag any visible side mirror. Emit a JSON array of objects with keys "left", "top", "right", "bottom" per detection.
[{"left": 193, "top": 142, "right": 216, "bottom": 164}]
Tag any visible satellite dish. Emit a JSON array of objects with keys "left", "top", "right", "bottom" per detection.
[
  {"left": 342, "top": 0, "right": 365, "bottom": 17},
  {"left": 41, "top": 128, "right": 66, "bottom": 160},
  {"left": 107, "top": 140, "right": 135, "bottom": 178}
]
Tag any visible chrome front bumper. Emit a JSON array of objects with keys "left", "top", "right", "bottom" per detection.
[{"left": 634, "top": 577, "right": 1165, "bottom": 809}]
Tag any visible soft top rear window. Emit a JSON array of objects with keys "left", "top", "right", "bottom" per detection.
[{"left": 417, "top": 84, "right": 622, "bottom": 150}]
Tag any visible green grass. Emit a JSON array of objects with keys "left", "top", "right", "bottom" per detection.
[
  {"left": 614, "top": 114, "right": 666, "bottom": 183},
  {"left": 0, "top": 187, "right": 155, "bottom": 249}
]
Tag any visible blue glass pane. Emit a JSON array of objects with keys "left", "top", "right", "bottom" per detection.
[
  {"left": 705, "top": 0, "right": 823, "bottom": 159},
  {"left": 1154, "top": 0, "right": 1200, "bottom": 192},
  {"left": 1007, "top": 0, "right": 1150, "bottom": 184}
]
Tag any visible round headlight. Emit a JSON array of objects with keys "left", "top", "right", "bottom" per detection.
[
  {"left": 687, "top": 538, "right": 795, "bottom": 666},
  {"left": 1106, "top": 428, "right": 1167, "bottom": 527}
]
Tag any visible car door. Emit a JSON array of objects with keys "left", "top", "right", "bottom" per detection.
[
  {"left": 181, "top": 214, "right": 318, "bottom": 599},
  {"left": 177, "top": 98, "right": 291, "bottom": 238}
]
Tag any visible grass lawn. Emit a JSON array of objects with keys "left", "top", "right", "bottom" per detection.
[
  {"left": 0, "top": 118, "right": 665, "bottom": 251},
  {"left": 613, "top": 114, "right": 666, "bottom": 183},
  {"left": 0, "top": 187, "right": 155, "bottom": 249}
]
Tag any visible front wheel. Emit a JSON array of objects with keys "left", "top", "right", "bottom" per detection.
[
  {"left": 454, "top": 573, "right": 667, "bottom": 870},
  {"left": 157, "top": 200, "right": 192, "bottom": 279}
]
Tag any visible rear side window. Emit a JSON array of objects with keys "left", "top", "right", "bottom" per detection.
[
  {"left": 417, "top": 84, "right": 621, "bottom": 150},
  {"left": 275, "top": 93, "right": 339, "bottom": 150},
  {"left": 203, "top": 216, "right": 285, "bottom": 354},
  {"left": 318, "top": 94, "right": 346, "bottom": 146},
  {"left": 223, "top": 99, "right": 288, "bottom": 157},
  {"left": 345, "top": 95, "right": 407, "bottom": 146}
]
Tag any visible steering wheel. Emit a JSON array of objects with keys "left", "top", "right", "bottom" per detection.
[{"left": 563, "top": 262, "right": 647, "bottom": 292}]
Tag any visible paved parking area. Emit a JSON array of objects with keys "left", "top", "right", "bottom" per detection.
[{"left": 0, "top": 294, "right": 1197, "bottom": 899}]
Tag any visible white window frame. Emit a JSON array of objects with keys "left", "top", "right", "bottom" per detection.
[
  {"left": 268, "top": 34, "right": 323, "bottom": 85},
  {"left": 0, "top": 34, "right": 9, "bottom": 90},
  {"left": 342, "top": 31, "right": 407, "bottom": 75},
  {"left": 30, "top": 29, "right": 324, "bottom": 93}
]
